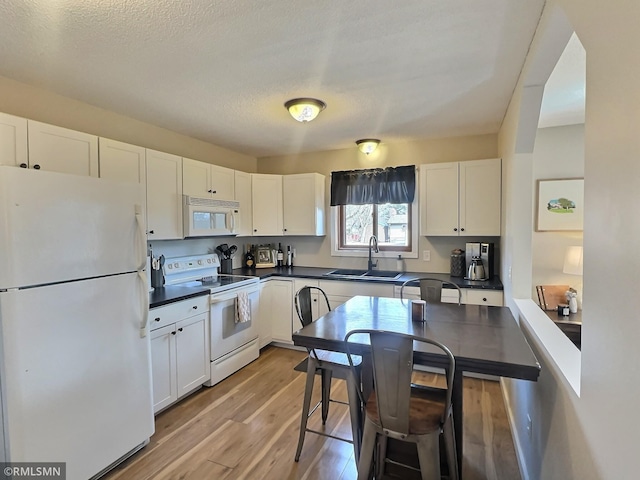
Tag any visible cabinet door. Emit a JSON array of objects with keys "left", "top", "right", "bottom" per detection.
[
  {"left": 0, "top": 112, "right": 28, "bottom": 167},
  {"left": 27, "top": 120, "right": 99, "bottom": 177},
  {"left": 146, "top": 149, "right": 183, "bottom": 240},
  {"left": 251, "top": 174, "right": 283, "bottom": 236},
  {"left": 234, "top": 170, "right": 253, "bottom": 236},
  {"left": 268, "top": 279, "right": 293, "bottom": 343},
  {"left": 283, "top": 173, "right": 325, "bottom": 236},
  {"left": 257, "top": 281, "right": 274, "bottom": 348},
  {"left": 182, "top": 157, "right": 212, "bottom": 198},
  {"left": 420, "top": 162, "right": 459, "bottom": 236},
  {"left": 150, "top": 324, "right": 178, "bottom": 413},
  {"left": 99, "top": 138, "right": 146, "bottom": 185},
  {"left": 459, "top": 158, "right": 502, "bottom": 236},
  {"left": 209, "top": 164, "right": 235, "bottom": 199},
  {"left": 175, "top": 313, "right": 210, "bottom": 397}
]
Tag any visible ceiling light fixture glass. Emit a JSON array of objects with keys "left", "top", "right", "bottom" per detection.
[
  {"left": 356, "top": 139, "right": 380, "bottom": 155},
  {"left": 284, "top": 98, "right": 326, "bottom": 122}
]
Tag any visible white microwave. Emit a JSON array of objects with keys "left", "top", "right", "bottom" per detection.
[{"left": 183, "top": 196, "right": 240, "bottom": 237}]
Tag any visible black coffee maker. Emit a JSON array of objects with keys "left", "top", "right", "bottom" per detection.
[{"left": 464, "top": 242, "right": 494, "bottom": 280}]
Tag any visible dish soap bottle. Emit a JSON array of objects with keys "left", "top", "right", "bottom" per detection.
[{"left": 396, "top": 254, "right": 404, "bottom": 271}]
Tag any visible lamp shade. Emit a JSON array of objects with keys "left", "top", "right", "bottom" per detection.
[
  {"left": 284, "top": 98, "right": 326, "bottom": 122},
  {"left": 356, "top": 139, "right": 380, "bottom": 155},
  {"left": 563, "top": 246, "right": 583, "bottom": 275}
]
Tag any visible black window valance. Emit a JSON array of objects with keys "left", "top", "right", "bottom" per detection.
[{"left": 330, "top": 165, "right": 415, "bottom": 206}]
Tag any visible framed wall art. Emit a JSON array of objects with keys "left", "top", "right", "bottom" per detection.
[{"left": 536, "top": 178, "right": 584, "bottom": 231}]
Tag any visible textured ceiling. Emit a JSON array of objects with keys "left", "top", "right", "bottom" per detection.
[{"left": 0, "top": 0, "right": 546, "bottom": 157}]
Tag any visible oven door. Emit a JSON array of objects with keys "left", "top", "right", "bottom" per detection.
[{"left": 209, "top": 284, "right": 259, "bottom": 360}]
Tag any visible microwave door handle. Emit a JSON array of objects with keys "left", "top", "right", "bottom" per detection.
[{"left": 228, "top": 211, "right": 235, "bottom": 232}]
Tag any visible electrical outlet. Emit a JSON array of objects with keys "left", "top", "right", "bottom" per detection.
[
  {"left": 526, "top": 414, "right": 532, "bottom": 439},
  {"left": 423, "top": 250, "right": 431, "bottom": 261}
]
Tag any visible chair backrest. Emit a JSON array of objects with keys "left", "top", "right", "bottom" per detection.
[
  {"left": 400, "top": 277, "right": 463, "bottom": 305},
  {"left": 344, "top": 329, "right": 455, "bottom": 437},
  {"left": 294, "top": 286, "right": 331, "bottom": 327}
]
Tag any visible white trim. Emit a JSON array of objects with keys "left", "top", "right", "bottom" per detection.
[
  {"left": 514, "top": 298, "right": 581, "bottom": 395},
  {"left": 329, "top": 178, "right": 420, "bottom": 259}
]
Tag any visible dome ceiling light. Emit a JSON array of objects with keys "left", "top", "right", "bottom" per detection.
[
  {"left": 356, "top": 139, "right": 380, "bottom": 155},
  {"left": 284, "top": 98, "right": 326, "bottom": 122}
]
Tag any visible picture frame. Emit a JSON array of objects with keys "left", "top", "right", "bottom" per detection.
[
  {"left": 536, "top": 178, "right": 584, "bottom": 231},
  {"left": 255, "top": 246, "right": 275, "bottom": 268}
]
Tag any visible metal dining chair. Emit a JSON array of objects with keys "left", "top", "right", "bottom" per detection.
[
  {"left": 399, "top": 277, "right": 463, "bottom": 305},
  {"left": 293, "top": 286, "right": 363, "bottom": 462},
  {"left": 345, "top": 329, "right": 458, "bottom": 480}
]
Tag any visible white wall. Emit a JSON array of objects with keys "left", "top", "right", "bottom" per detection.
[
  {"left": 531, "top": 124, "right": 584, "bottom": 303},
  {"left": 500, "top": 1, "right": 640, "bottom": 478}
]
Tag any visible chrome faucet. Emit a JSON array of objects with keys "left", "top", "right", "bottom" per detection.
[{"left": 368, "top": 235, "right": 379, "bottom": 271}]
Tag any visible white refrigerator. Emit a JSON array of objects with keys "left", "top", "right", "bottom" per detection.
[{"left": 0, "top": 167, "right": 154, "bottom": 479}]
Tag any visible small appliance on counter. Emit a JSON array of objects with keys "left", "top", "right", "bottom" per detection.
[{"left": 465, "top": 242, "right": 494, "bottom": 280}]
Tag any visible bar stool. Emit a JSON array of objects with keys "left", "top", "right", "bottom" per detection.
[{"left": 293, "top": 286, "right": 363, "bottom": 462}]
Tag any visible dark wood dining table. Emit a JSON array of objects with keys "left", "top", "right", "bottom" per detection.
[{"left": 292, "top": 295, "right": 541, "bottom": 478}]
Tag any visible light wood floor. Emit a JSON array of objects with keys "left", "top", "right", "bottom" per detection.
[{"left": 103, "top": 346, "right": 521, "bottom": 480}]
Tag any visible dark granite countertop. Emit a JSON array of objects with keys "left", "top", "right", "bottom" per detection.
[
  {"left": 231, "top": 266, "right": 503, "bottom": 290},
  {"left": 149, "top": 286, "right": 211, "bottom": 309}
]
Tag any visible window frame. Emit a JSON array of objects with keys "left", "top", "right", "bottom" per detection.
[{"left": 337, "top": 203, "right": 412, "bottom": 252}]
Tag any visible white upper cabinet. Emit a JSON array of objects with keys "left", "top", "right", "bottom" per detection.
[
  {"left": 234, "top": 170, "right": 253, "bottom": 236},
  {"left": 251, "top": 174, "right": 283, "bottom": 236},
  {"left": 99, "top": 138, "right": 146, "bottom": 185},
  {"left": 420, "top": 158, "right": 501, "bottom": 236},
  {"left": 27, "top": 120, "right": 99, "bottom": 177},
  {"left": 146, "top": 149, "right": 183, "bottom": 240},
  {"left": 183, "top": 158, "right": 234, "bottom": 200},
  {"left": 0, "top": 112, "right": 28, "bottom": 168},
  {"left": 282, "top": 173, "right": 325, "bottom": 236}
]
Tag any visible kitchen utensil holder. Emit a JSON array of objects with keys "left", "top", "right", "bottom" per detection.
[
  {"left": 220, "top": 258, "right": 233, "bottom": 275},
  {"left": 151, "top": 269, "right": 164, "bottom": 288}
]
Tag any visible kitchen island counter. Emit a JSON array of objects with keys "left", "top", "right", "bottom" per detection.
[{"left": 232, "top": 266, "right": 503, "bottom": 291}]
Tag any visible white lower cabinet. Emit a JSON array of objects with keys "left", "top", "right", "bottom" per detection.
[
  {"left": 260, "top": 278, "right": 293, "bottom": 344},
  {"left": 291, "top": 279, "right": 330, "bottom": 333},
  {"left": 318, "top": 280, "right": 395, "bottom": 310},
  {"left": 149, "top": 296, "right": 209, "bottom": 413},
  {"left": 393, "top": 285, "right": 503, "bottom": 306}
]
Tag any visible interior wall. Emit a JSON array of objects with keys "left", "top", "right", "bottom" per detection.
[
  {"left": 257, "top": 134, "right": 499, "bottom": 273},
  {"left": 531, "top": 124, "right": 584, "bottom": 303},
  {"left": 0, "top": 75, "right": 257, "bottom": 172},
  {"left": 500, "top": 0, "right": 640, "bottom": 478}
]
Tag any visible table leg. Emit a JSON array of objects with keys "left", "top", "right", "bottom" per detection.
[{"left": 452, "top": 368, "right": 464, "bottom": 478}]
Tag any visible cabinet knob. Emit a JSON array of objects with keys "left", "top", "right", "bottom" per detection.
[
  {"left": 482, "top": 297, "right": 487, "bottom": 302},
  {"left": 154, "top": 317, "right": 161, "bottom": 322},
  {"left": 19, "top": 163, "right": 27, "bottom": 168},
  {"left": 148, "top": 230, "right": 155, "bottom": 234},
  {"left": 33, "top": 164, "right": 41, "bottom": 170},
  {"left": 453, "top": 228, "right": 458, "bottom": 232},
  {"left": 254, "top": 229, "right": 257, "bottom": 232},
  {"left": 178, "top": 327, "right": 183, "bottom": 332},
  {"left": 460, "top": 228, "right": 465, "bottom": 232},
  {"left": 171, "top": 331, "right": 176, "bottom": 335},
  {"left": 211, "top": 190, "right": 217, "bottom": 194},
  {"left": 192, "top": 305, "right": 198, "bottom": 309},
  {"left": 283, "top": 228, "right": 287, "bottom": 232}
]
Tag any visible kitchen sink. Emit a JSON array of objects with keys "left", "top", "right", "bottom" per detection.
[{"left": 324, "top": 269, "right": 403, "bottom": 280}]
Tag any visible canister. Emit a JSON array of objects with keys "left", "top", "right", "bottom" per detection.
[{"left": 450, "top": 249, "right": 465, "bottom": 277}]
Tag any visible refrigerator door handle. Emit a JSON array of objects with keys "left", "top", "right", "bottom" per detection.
[
  {"left": 135, "top": 205, "right": 146, "bottom": 271},
  {"left": 138, "top": 270, "right": 149, "bottom": 338}
]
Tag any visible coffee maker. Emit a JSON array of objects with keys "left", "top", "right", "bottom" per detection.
[{"left": 465, "top": 242, "right": 494, "bottom": 280}]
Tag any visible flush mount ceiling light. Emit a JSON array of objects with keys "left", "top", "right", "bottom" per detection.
[
  {"left": 284, "top": 98, "right": 326, "bottom": 122},
  {"left": 356, "top": 139, "right": 380, "bottom": 155}
]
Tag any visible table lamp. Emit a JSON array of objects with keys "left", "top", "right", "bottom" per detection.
[{"left": 563, "top": 246, "right": 583, "bottom": 313}]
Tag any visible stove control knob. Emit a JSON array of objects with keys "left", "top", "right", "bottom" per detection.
[
  {"left": 198, "top": 260, "right": 203, "bottom": 265},
  {"left": 167, "top": 264, "right": 172, "bottom": 269},
  {"left": 207, "top": 259, "right": 212, "bottom": 263},
  {"left": 174, "top": 262, "right": 179, "bottom": 268}
]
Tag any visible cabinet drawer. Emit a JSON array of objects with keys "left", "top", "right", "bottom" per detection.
[
  {"left": 464, "top": 289, "right": 503, "bottom": 306},
  {"left": 318, "top": 280, "right": 394, "bottom": 298},
  {"left": 149, "top": 296, "right": 209, "bottom": 331}
]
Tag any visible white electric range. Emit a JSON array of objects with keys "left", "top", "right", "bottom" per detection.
[{"left": 163, "top": 254, "right": 260, "bottom": 386}]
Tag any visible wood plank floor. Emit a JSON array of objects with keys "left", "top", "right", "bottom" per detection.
[{"left": 103, "top": 346, "right": 520, "bottom": 480}]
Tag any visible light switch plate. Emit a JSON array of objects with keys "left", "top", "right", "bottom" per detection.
[{"left": 423, "top": 250, "right": 431, "bottom": 261}]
